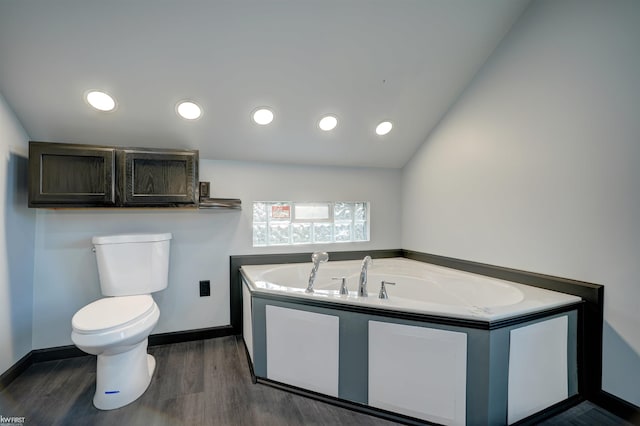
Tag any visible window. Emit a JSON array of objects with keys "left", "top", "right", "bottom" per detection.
[{"left": 253, "top": 201, "right": 369, "bottom": 247}]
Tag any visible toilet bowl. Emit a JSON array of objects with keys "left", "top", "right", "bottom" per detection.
[
  {"left": 71, "top": 233, "right": 171, "bottom": 410},
  {"left": 71, "top": 295, "right": 160, "bottom": 410}
]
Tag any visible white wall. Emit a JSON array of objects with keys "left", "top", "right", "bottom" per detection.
[
  {"left": 402, "top": 0, "right": 640, "bottom": 406},
  {"left": 32, "top": 160, "right": 401, "bottom": 349},
  {"left": 0, "top": 93, "right": 35, "bottom": 374}
]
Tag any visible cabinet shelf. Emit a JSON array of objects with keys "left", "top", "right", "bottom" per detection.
[{"left": 198, "top": 198, "right": 242, "bottom": 209}]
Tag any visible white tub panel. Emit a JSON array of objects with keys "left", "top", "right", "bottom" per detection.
[
  {"left": 508, "top": 315, "right": 568, "bottom": 424},
  {"left": 242, "top": 281, "right": 253, "bottom": 362},
  {"left": 266, "top": 305, "right": 339, "bottom": 397},
  {"left": 368, "top": 321, "right": 467, "bottom": 425}
]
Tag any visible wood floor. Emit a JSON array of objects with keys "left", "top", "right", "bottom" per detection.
[{"left": 0, "top": 336, "right": 631, "bottom": 426}]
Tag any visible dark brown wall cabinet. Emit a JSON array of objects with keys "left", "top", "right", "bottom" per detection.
[
  {"left": 29, "top": 142, "right": 199, "bottom": 208},
  {"left": 117, "top": 148, "right": 198, "bottom": 206},
  {"left": 29, "top": 142, "right": 117, "bottom": 207}
]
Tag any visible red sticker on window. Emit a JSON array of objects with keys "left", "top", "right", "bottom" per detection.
[{"left": 271, "top": 205, "right": 291, "bottom": 219}]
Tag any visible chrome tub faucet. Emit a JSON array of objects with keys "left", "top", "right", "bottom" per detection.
[{"left": 358, "top": 256, "right": 373, "bottom": 297}]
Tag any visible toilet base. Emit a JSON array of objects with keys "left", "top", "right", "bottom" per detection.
[{"left": 93, "top": 338, "right": 156, "bottom": 410}]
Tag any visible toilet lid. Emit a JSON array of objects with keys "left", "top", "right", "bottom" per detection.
[{"left": 72, "top": 295, "right": 156, "bottom": 333}]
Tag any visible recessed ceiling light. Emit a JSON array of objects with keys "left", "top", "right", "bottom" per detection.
[
  {"left": 252, "top": 107, "right": 274, "bottom": 125},
  {"left": 318, "top": 115, "right": 338, "bottom": 131},
  {"left": 375, "top": 121, "right": 393, "bottom": 136},
  {"left": 85, "top": 90, "right": 116, "bottom": 112},
  {"left": 176, "top": 101, "right": 202, "bottom": 120}
]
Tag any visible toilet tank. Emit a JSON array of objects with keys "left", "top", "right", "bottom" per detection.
[{"left": 92, "top": 233, "right": 172, "bottom": 296}]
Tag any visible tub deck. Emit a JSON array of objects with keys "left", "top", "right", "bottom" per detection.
[{"left": 241, "top": 257, "right": 581, "bottom": 322}]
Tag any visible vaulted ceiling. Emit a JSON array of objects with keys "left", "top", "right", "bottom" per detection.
[{"left": 0, "top": 0, "right": 529, "bottom": 168}]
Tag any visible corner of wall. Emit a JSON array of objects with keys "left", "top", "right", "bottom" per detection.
[{"left": 0, "top": 92, "right": 36, "bottom": 375}]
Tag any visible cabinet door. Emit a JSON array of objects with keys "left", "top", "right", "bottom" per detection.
[
  {"left": 28, "top": 142, "right": 116, "bottom": 207},
  {"left": 118, "top": 148, "right": 198, "bottom": 206}
]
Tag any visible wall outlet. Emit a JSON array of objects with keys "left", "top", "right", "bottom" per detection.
[{"left": 199, "top": 280, "right": 211, "bottom": 297}]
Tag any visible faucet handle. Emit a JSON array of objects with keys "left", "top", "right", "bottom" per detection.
[
  {"left": 378, "top": 280, "right": 396, "bottom": 299},
  {"left": 332, "top": 277, "right": 348, "bottom": 295}
]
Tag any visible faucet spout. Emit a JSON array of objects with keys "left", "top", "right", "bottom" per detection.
[
  {"left": 306, "top": 251, "right": 329, "bottom": 293},
  {"left": 358, "top": 256, "right": 372, "bottom": 297}
]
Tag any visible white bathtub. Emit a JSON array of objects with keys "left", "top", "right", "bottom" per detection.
[{"left": 240, "top": 257, "right": 581, "bottom": 322}]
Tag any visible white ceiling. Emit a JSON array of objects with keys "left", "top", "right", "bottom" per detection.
[{"left": 0, "top": 0, "right": 529, "bottom": 168}]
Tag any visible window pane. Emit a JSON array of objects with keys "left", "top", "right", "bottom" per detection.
[
  {"left": 354, "top": 222, "right": 367, "bottom": 241},
  {"left": 294, "top": 203, "right": 330, "bottom": 221},
  {"left": 334, "top": 202, "right": 353, "bottom": 221},
  {"left": 269, "top": 222, "right": 290, "bottom": 245},
  {"left": 253, "top": 223, "right": 267, "bottom": 246},
  {"left": 313, "top": 223, "right": 333, "bottom": 243},
  {"left": 253, "top": 202, "right": 267, "bottom": 222},
  {"left": 334, "top": 222, "right": 352, "bottom": 242},
  {"left": 355, "top": 203, "right": 366, "bottom": 221},
  {"left": 292, "top": 223, "right": 312, "bottom": 244}
]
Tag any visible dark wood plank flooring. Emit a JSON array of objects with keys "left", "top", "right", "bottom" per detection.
[
  {"left": 538, "top": 400, "right": 632, "bottom": 426},
  {"left": 0, "top": 336, "right": 631, "bottom": 425}
]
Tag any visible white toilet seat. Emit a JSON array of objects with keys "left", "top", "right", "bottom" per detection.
[
  {"left": 71, "top": 294, "right": 160, "bottom": 355},
  {"left": 72, "top": 295, "right": 155, "bottom": 334}
]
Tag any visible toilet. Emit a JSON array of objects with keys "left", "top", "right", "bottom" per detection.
[{"left": 71, "top": 233, "right": 172, "bottom": 410}]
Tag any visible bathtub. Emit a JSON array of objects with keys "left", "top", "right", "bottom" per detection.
[
  {"left": 240, "top": 256, "right": 583, "bottom": 425},
  {"left": 240, "top": 257, "right": 581, "bottom": 322}
]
